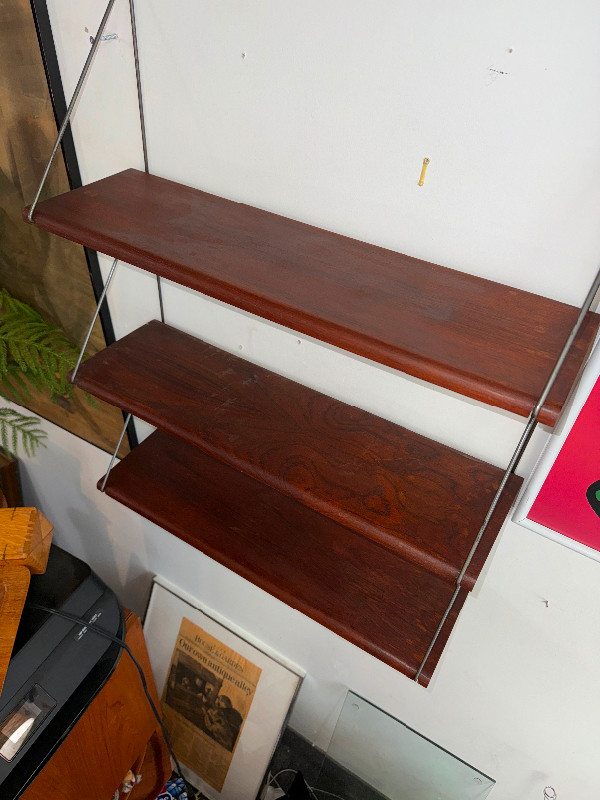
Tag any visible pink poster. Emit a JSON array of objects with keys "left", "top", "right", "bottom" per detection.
[{"left": 528, "top": 374, "right": 600, "bottom": 552}]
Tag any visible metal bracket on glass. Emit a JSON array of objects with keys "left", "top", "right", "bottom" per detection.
[
  {"left": 414, "top": 264, "right": 600, "bottom": 683},
  {"left": 27, "top": 0, "right": 118, "bottom": 222}
]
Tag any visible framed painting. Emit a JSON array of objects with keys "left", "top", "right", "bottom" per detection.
[{"left": 514, "top": 339, "right": 600, "bottom": 562}]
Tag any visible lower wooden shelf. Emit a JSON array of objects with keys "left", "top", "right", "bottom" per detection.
[
  {"left": 73, "top": 320, "right": 523, "bottom": 685},
  {"left": 73, "top": 320, "right": 523, "bottom": 589},
  {"left": 71, "top": 318, "right": 523, "bottom": 684},
  {"left": 102, "top": 429, "right": 485, "bottom": 686}
]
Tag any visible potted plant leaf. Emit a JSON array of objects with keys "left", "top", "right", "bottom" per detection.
[{"left": 0, "top": 288, "right": 81, "bottom": 456}]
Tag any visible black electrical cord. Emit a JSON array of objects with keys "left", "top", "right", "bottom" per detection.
[{"left": 29, "top": 603, "right": 196, "bottom": 799}]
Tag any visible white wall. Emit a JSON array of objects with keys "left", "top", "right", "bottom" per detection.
[{"left": 28, "top": 2, "right": 600, "bottom": 798}]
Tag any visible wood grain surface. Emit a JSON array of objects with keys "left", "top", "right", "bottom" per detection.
[
  {"left": 0, "top": 507, "right": 53, "bottom": 573},
  {"left": 0, "top": 507, "right": 53, "bottom": 695},
  {"left": 74, "top": 321, "right": 521, "bottom": 587},
  {"left": 0, "top": 563, "right": 31, "bottom": 698},
  {"left": 103, "top": 429, "right": 480, "bottom": 685},
  {"left": 21, "top": 611, "right": 170, "bottom": 800},
  {"left": 28, "top": 168, "right": 600, "bottom": 425}
]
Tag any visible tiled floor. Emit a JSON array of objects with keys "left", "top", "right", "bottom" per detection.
[
  {"left": 153, "top": 727, "right": 388, "bottom": 800},
  {"left": 265, "top": 727, "right": 388, "bottom": 800}
]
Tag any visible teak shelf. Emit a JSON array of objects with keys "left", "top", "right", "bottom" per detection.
[
  {"left": 100, "top": 429, "right": 471, "bottom": 685},
  {"left": 26, "top": 167, "right": 590, "bottom": 683},
  {"left": 27, "top": 168, "right": 600, "bottom": 426},
  {"left": 72, "top": 320, "right": 522, "bottom": 590}
]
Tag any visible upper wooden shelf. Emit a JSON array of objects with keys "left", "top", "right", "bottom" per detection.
[
  {"left": 26, "top": 169, "right": 599, "bottom": 426},
  {"left": 72, "top": 320, "right": 522, "bottom": 590}
]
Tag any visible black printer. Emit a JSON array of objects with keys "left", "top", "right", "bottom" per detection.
[{"left": 0, "top": 544, "right": 123, "bottom": 799}]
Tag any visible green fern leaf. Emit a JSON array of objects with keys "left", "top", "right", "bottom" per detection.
[
  {"left": 0, "top": 291, "right": 91, "bottom": 454},
  {"left": 0, "top": 408, "right": 47, "bottom": 456},
  {"left": 0, "top": 339, "right": 7, "bottom": 375},
  {"left": 0, "top": 417, "right": 7, "bottom": 454},
  {"left": 0, "top": 369, "right": 31, "bottom": 405},
  {"left": 0, "top": 290, "right": 81, "bottom": 400}
]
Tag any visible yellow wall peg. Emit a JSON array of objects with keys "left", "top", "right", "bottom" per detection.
[{"left": 418, "top": 157, "right": 430, "bottom": 187}]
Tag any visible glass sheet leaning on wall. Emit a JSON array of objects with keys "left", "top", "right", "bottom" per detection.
[{"left": 324, "top": 691, "right": 495, "bottom": 800}]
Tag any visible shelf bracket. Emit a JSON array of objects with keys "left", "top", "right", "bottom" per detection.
[
  {"left": 415, "top": 263, "right": 600, "bottom": 683},
  {"left": 27, "top": 0, "right": 118, "bottom": 222},
  {"left": 100, "top": 413, "right": 133, "bottom": 493},
  {"left": 72, "top": 258, "right": 120, "bottom": 383},
  {"left": 129, "top": 0, "right": 148, "bottom": 174},
  {"left": 128, "top": 0, "right": 164, "bottom": 324}
]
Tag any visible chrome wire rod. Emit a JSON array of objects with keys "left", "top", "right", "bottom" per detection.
[
  {"left": 27, "top": 0, "right": 118, "bottom": 222},
  {"left": 128, "top": 0, "right": 165, "bottom": 323},
  {"left": 100, "top": 413, "right": 132, "bottom": 492},
  {"left": 129, "top": 0, "right": 148, "bottom": 173},
  {"left": 129, "top": 0, "right": 165, "bottom": 322},
  {"left": 414, "top": 264, "right": 600, "bottom": 683},
  {"left": 71, "top": 258, "right": 120, "bottom": 383},
  {"left": 156, "top": 278, "right": 165, "bottom": 323}
]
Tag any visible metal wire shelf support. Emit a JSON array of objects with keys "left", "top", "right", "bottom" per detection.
[
  {"left": 128, "top": 0, "right": 164, "bottom": 324},
  {"left": 27, "top": 0, "right": 117, "bottom": 222},
  {"left": 28, "top": 0, "right": 163, "bottom": 467},
  {"left": 100, "top": 413, "right": 132, "bottom": 492},
  {"left": 71, "top": 258, "right": 120, "bottom": 383}
]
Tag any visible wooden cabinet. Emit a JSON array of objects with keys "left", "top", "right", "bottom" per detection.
[{"left": 21, "top": 610, "right": 171, "bottom": 800}]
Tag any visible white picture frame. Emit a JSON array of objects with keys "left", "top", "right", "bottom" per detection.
[{"left": 143, "top": 576, "right": 303, "bottom": 800}]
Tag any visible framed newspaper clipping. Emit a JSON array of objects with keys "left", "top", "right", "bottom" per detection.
[
  {"left": 514, "top": 339, "right": 600, "bottom": 562},
  {"left": 143, "top": 576, "right": 303, "bottom": 800}
]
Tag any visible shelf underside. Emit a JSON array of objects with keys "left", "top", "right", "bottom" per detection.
[
  {"left": 102, "top": 429, "right": 470, "bottom": 686},
  {"left": 73, "top": 321, "right": 522, "bottom": 590},
  {"left": 28, "top": 168, "right": 600, "bottom": 426}
]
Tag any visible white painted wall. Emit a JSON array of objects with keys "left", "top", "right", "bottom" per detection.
[{"left": 27, "top": 2, "right": 600, "bottom": 798}]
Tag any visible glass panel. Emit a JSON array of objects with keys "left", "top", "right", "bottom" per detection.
[{"left": 324, "top": 691, "right": 495, "bottom": 800}]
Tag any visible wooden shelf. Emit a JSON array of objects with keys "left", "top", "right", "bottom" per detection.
[
  {"left": 26, "top": 167, "right": 574, "bottom": 682},
  {"left": 72, "top": 320, "right": 522, "bottom": 589},
  {"left": 101, "top": 429, "right": 471, "bottom": 686},
  {"left": 27, "top": 169, "right": 599, "bottom": 425}
]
